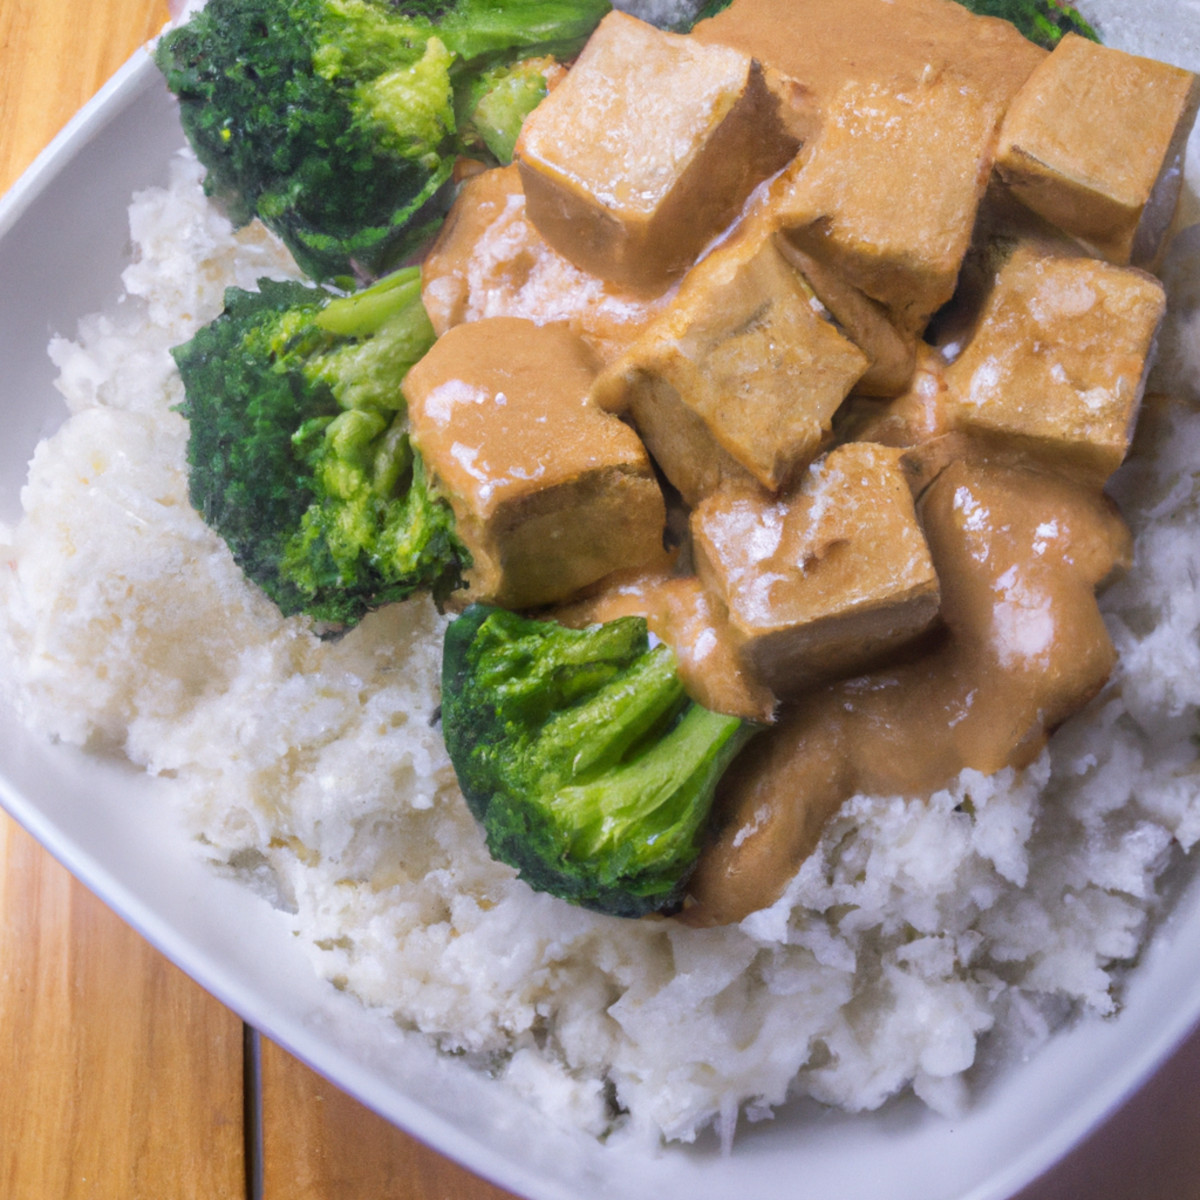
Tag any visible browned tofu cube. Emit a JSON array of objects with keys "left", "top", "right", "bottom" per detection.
[
  {"left": 554, "top": 563, "right": 777, "bottom": 724},
  {"left": 943, "top": 246, "right": 1166, "bottom": 480},
  {"left": 593, "top": 230, "right": 869, "bottom": 505},
  {"left": 691, "top": 442, "right": 940, "bottom": 696},
  {"left": 837, "top": 346, "right": 955, "bottom": 448},
  {"left": 402, "top": 318, "right": 665, "bottom": 609},
  {"left": 694, "top": 0, "right": 1049, "bottom": 335},
  {"left": 420, "top": 165, "right": 671, "bottom": 365},
  {"left": 773, "top": 237, "right": 917, "bottom": 396},
  {"left": 773, "top": 71, "right": 1001, "bottom": 334},
  {"left": 994, "top": 35, "right": 1200, "bottom": 267},
  {"left": 683, "top": 453, "right": 1131, "bottom": 928},
  {"left": 513, "top": 11, "right": 799, "bottom": 295}
]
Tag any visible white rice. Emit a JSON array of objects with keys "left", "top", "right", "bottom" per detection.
[{"left": 4, "top": 10, "right": 1200, "bottom": 1152}]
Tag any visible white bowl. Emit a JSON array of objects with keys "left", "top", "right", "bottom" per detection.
[{"left": 2, "top": 9, "right": 1200, "bottom": 1198}]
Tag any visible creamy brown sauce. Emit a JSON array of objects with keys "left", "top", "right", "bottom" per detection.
[
  {"left": 691, "top": 0, "right": 1047, "bottom": 138},
  {"left": 420, "top": 165, "right": 672, "bottom": 363},
  {"left": 402, "top": 317, "right": 666, "bottom": 609},
  {"left": 683, "top": 455, "right": 1131, "bottom": 925}
]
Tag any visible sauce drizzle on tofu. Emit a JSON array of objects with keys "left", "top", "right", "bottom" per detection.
[
  {"left": 684, "top": 458, "right": 1132, "bottom": 925},
  {"left": 416, "top": 0, "right": 1197, "bottom": 922}
]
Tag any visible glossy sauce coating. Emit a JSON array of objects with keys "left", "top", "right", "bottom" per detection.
[
  {"left": 402, "top": 318, "right": 666, "bottom": 609},
  {"left": 684, "top": 456, "right": 1131, "bottom": 925},
  {"left": 420, "top": 165, "right": 671, "bottom": 363}
]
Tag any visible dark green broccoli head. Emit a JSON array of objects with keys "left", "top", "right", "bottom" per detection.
[
  {"left": 442, "top": 606, "right": 757, "bottom": 918},
  {"left": 155, "top": 0, "right": 611, "bottom": 281},
  {"left": 951, "top": 0, "right": 1099, "bottom": 48},
  {"left": 173, "top": 269, "right": 467, "bottom": 627}
]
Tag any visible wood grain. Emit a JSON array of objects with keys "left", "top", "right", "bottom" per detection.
[
  {"left": 0, "top": 0, "right": 169, "bottom": 193},
  {"left": 0, "top": 2, "right": 522, "bottom": 1194},
  {"left": 0, "top": 812, "right": 246, "bottom": 1200},
  {"left": 260, "top": 1038, "right": 520, "bottom": 1200}
]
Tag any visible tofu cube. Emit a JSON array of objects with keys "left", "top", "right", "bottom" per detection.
[
  {"left": 773, "top": 71, "right": 1001, "bottom": 334},
  {"left": 691, "top": 442, "right": 940, "bottom": 696},
  {"left": 402, "top": 318, "right": 665, "bottom": 608},
  {"left": 944, "top": 246, "right": 1166, "bottom": 480},
  {"left": 593, "top": 229, "right": 869, "bottom": 506},
  {"left": 513, "top": 11, "right": 799, "bottom": 295},
  {"left": 773, "top": 237, "right": 917, "bottom": 396},
  {"left": 994, "top": 35, "right": 1200, "bottom": 267}
]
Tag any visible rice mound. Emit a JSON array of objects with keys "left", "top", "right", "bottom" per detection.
[{"left": 4, "top": 131, "right": 1200, "bottom": 1147}]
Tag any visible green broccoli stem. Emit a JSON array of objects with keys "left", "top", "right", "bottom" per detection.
[
  {"left": 459, "top": 58, "right": 559, "bottom": 162},
  {"left": 546, "top": 701, "right": 754, "bottom": 878},
  {"left": 535, "top": 645, "right": 690, "bottom": 779},
  {"left": 434, "top": 0, "right": 613, "bottom": 64},
  {"left": 315, "top": 266, "right": 424, "bottom": 336}
]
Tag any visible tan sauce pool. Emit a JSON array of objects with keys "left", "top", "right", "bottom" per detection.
[{"left": 682, "top": 453, "right": 1132, "bottom": 925}]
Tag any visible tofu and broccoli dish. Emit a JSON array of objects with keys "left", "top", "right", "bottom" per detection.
[
  {"left": 156, "top": 0, "right": 1198, "bottom": 919},
  {"left": 6, "top": 0, "right": 1200, "bottom": 1149}
]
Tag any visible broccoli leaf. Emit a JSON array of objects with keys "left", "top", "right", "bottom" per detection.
[
  {"left": 173, "top": 269, "right": 467, "bottom": 627},
  {"left": 442, "top": 606, "right": 756, "bottom": 918}
]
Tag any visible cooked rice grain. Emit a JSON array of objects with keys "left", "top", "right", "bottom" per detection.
[{"left": 4, "top": 145, "right": 1200, "bottom": 1147}]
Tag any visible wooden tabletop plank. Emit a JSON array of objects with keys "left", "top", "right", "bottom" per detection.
[
  {"left": 0, "top": 2, "right": 527, "bottom": 1193},
  {"left": 259, "top": 1037, "right": 520, "bottom": 1200},
  {"left": 0, "top": 812, "right": 246, "bottom": 1200},
  {"left": 1013, "top": 1016, "right": 1200, "bottom": 1200},
  {"left": 0, "top": 0, "right": 169, "bottom": 192}
]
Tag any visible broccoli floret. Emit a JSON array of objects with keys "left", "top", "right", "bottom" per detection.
[
  {"left": 155, "top": 0, "right": 611, "bottom": 281},
  {"left": 441, "top": 606, "right": 757, "bottom": 918},
  {"left": 173, "top": 268, "right": 467, "bottom": 628},
  {"left": 951, "top": 0, "right": 1099, "bottom": 47},
  {"left": 458, "top": 57, "right": 562, "bottom": 162}
]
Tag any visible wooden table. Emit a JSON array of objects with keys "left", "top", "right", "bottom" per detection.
[
  {"left": 1, "top": 2, "right": 1198, "bottom": 1198},
  {"left": 0, "top": 2, "right": 517, "bottom": 1196}
]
